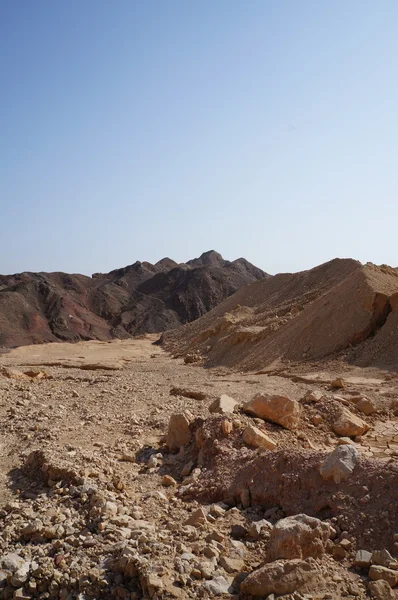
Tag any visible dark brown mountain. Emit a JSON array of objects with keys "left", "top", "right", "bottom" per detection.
[{"left": 0, "top": 251, "right": 268, "bottom": 347}]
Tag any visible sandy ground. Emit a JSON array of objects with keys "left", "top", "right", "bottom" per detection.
[{"left": 1, "top": 337, "right": 398, "bottom": 599}]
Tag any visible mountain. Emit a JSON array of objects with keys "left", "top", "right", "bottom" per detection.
[
  {"left": 0, "top": 251, "right": 268, "bottom": 347},
  {"left": 160, "top": 259, "right": 398, "bottom": 371}
]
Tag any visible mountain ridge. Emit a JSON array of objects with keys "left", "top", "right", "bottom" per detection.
[{"left": 0, "top": 251, "right": 268, "bottom": 347}]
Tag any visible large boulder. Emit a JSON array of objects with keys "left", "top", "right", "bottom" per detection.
[
  {"left": 369, "top": 566, "right": 398, "bottom": 588},
  {"left": 166, "top": 411, "right": 193, "bottom": 451},
  {"left": 243, "top": 393, "right": 300, "bottom": 430},
  {"left": 240, "top": 558, "right": 325, "bottom": 596},
  {"left": 320, "top": 445, "right": 359, "bottom": 483},
  {"left": 242, "top": 424, "right": 277, "bottom": 450},
  {"left": 332, "top": 408, "right": 369, "bottom": 437},
  {"left": 368, "top": 580, "right": 394, "bottom": 600},
  {"left": 267, "top": 514, "right": 330, "bottom": 561}
]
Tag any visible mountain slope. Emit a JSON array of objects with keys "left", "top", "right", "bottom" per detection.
[
  {"left": 0, "top": 251, "right": 268, "bottom": 347},
  {"left": 160, "top": 259, "right": 398, "bottom": 371}
]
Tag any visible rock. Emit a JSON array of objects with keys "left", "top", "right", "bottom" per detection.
[
  {"left": 331, "top": 378, "right": 345, "bottom": 389},
  {"left": 10, "top": 562, "right": 30, "bottom": 587},
  {"left": 184, "top": 508, "right": 207, "bottom": 527},
  {"left": 181, "top": 461, "right": 194, "bottom": 477},
  {"left": 0, "top": 570, "right": 7, "bottom": 586},
  {"left": 167, "top": 411, "right": 193, "bottom": 450},
  {"left": 332, "top": 408, "right": 369, "bottom": 437},
  {"left": 202, "top": 575, "right": 231, "bottom": 595},
  {"left": 221, "top": 420, "right": 233, "bottom": 435},
  {"left": 248, "top": 519, "right": 273, "bottom": 540},
  {"left": 356, "top": 397, "right": 377, "bottom": 415},
  {"left": 313, "top": 414, "right": 322, "bottom": 425},
  {"left": 13, "top": 589, "right": 32, "bottom": 600},
  {"left": 170, "top": 387, "right": 206, "bottom": 400},
  {"left": 354, "top": 549, "right": 372, "bottom": 569},
  {"left": 162, "top": 475, "right": 177, "bottom": 487},
  {"left": 240, "top": 559, "right": 325, "bottom": 596},
  {"left": 209, "top": 395, "right": 238, "bottom": 414},
  {"left": 368, "top": 580, "right": 394, "bottom": 600},
  {"left": 372, "top": 549, "right": 395, "bottom": 568},
  {"left": 0, "top": 554, "right": 25, "bottom": 573},
  {"left": 267, "top": 514, "right": 330, "bottom": 561},
  {"left": 320, "top": 445, "right": 359, "bottom": 483},
  {"left": 147, "top": 455, "right": 158, "bottom": 468},
  {"left": 219, "top": 555, "right": 244, "bottom": 573},
  {"left": 336, "top": 437, "right": 355, "bottom": 445},
  {"left": 242, "top": 425, "right": 277, "bottom": 450},
  {"left": 209, "top": 504, "right": 226, "bottom": 518},
  {"left": 303, "top": 390, "right": 324, "bottom": 403},
  {"left": 231, "top": 524, "right": 248, "bottom": 539},
  {"left": 243, "top": 393, "right": 300, "bottom": 430},
  {"left": 369, "top": 565, "right": 398, "bottom": 587},
  {"left": 332, "top": 544, "right": 347, "bottom": 558},
  {"left": 184, "top": 353, "right": 201, "bottom": 364}
]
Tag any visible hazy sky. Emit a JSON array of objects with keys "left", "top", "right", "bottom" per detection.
[{"left": 1, "top": 1, "right": 398, "bottom": 276}]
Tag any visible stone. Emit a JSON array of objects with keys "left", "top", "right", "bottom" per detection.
[
  {"left": 320, "top": 445, "right": 359, "bottom": 483},
  {"left": 353, "top": 549, "right": 372, "bottom": 569},
  {"left": 356, "top": 397, "right": 377, "bottom": 415},
  {"left": 303, "top": 390, "right": 324, "bottom": 403},
  {"left": 10, "top": 561, "right": 30, "bottom": 587},
  {"left": 248, "top": 519, "right": 273, "bottom": 540},
  {"left": 331, "top": 378, "right": 345, "bottom": 389},
  {"left": 13, "top": 589, "right": 32, "bottom": 600},
  {"left": 219, "top": 555, "right": 244, "bottom": 573},
  {"left": 231, "top": 524, "right": 247, "bottom": 539},
  {"left": 181, "top": 461, "right": 194, "bottom": 477},
  {"left": 240, "top": 559, "right": 325, "bottom": 596},
  {"left": 167, "top": 412, "right": 193, "bottom": 451},
  {"left": 209, "top": 395, "right": 238, "bottom": 415},
  {"left": 243, "top": 393, "right": 300, "bottom": 430},
  {"left": 0, "top": 554, "right": 25, "bottom": 573},
  {"left": 332, "top": 408, "right": 369, "bottom": 437},
  {"left": 147, "top": 455, "right": 158, "bottom": 468},
  {"left": 170, "top": 386, "right": 206, "bottom": 400},
  {"left": 369, "top": 565, "right": 398, "bottom": 587},
  {"left": 267, "top": 514, "right": 330, "bottom": 561},
  {"left": 336, "top": 437, "right": 355, "bottom": 445},
  {"left": 221, "top": 420, "right": 233, "bottom": 435},
  {"left": 242, "top": 425, "right": 277, "bottom": 450},
  {"left": 372, "top": 549, "right": 395, "bottom": 568},
  {"left": 368, "top": 580, "right": 394, "bottom": 600},
  {"left": 162, "top": 475, "right": 177, "bottom": 487},
  {"left": 332, "top": 544, "right": 347, "bottom": 558},
  {"left": 184, "top": 508, "right": 207, "bottom": 527},
  {"left": 202, "top": 575, "right": 231, "bottom": 595}
]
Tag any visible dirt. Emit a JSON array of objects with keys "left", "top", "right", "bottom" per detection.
[
  {"left": 161, "top": 259, "right": 398, "bottom": 372},
  {"left": 0, "top": 251, "right": 267, "bottom": 348},
  {"left": 0, "top": 336, "right": 398, "bottom": 598}
]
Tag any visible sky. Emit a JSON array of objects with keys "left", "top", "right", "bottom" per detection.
[{"left": 1, "top": 1, "right": 398, "bottom": 276}]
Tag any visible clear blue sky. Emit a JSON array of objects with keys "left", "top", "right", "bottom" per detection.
[{"left": 1, "top": 1, "right": 398, "bottom": 276}]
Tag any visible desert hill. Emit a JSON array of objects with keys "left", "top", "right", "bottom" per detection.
[
  {"left": 160, "top": 258, "right": 398, "bottom": 371},
  {"left": 0, "top": 251, "right": 268, "bottom": 347}
]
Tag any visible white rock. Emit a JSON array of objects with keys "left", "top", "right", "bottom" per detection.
[{"left": 320, "top": 445, "right": 359, "bottom": 484}]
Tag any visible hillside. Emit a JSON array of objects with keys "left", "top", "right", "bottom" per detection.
[
  {"left": 0, "top": 251, "right": 268, "bottom": 347},
  {"left": 160, "top": 259, "right": 398, "bottom": 371}
]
